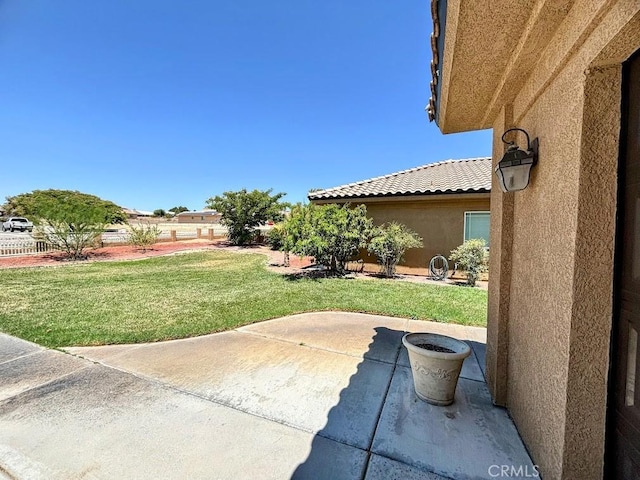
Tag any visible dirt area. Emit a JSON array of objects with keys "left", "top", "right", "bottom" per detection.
[
  {"left": 0, "top": 240, "right": 487, "bottom": 289},
  {"left": 0, "top": 240, "right": 312, "bottom": 271}
]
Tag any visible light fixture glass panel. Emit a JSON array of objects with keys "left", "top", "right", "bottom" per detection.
[{"left": 496, "top": 163, "right": 533, "bottom": 192}]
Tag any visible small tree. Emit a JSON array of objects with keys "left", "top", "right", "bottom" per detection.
[
  {"left": 449, "top": 239, "right": 489, "bottom": 286},
  {"left": 4, "top": 189, "right": 125, "bottom": 260},
  {"left": 153, "top": 209, "right": 167, "bottom": 217},
  {"left": 368, "top": 222, "right": 422, "bottom": 277},
  {"left": 206, "top": 189, "right": 286, "bottom": 245},
  {"left": 129, "top": 223, "right": 162, "bottom": 251},
  {"left": 283, "top": 203, "right": 373, "bottom": 274}
]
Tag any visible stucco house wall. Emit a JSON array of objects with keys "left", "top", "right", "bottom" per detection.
[
  {"left": 176, "top": 212, "right": 222, "bottom": 224},
  {"left": 312, "top": 194, "right": 490, "bottom": 269},
  {"left": 433, "top": 2, "right": 640, "bottom": 478}
]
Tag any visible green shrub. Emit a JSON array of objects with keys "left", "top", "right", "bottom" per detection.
[
  {"left": 266, "top": 224, "right": 285, "bottom": 250},
  {"left": 129, "top": 223, "right": 162, "bottom": 251},
  {"left": 206, "top": 189, "right": 286, "bottom": 245},
  {"left": 283, "top": 203, "right": 373, "bottom": 274},
  {"left": 368, "top": 222, "right": 422, "bottom": 277},
  {"left": 449, "top": 239, "right": 489, "bottom": 286}
]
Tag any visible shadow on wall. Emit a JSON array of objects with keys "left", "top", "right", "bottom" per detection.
[{"left": 291, "top": 326, "right": 403, "bottom": 480}]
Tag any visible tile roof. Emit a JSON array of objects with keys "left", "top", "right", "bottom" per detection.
[{"left": 308, "top": 157, "right": 492, "bottom": 200}]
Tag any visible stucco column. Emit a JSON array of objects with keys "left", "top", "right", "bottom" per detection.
[
  {"left": 560, "top": 64, "right": 620, "bottom": 479},
  {"left": 486, "top": 105, "right": 515, "bottom": 406}
]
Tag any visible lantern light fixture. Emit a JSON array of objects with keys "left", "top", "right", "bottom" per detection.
[{"left": 495, "top": 128, "right": 539, "bottom": 193}]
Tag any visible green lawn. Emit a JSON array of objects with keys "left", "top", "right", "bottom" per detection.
[{"left": 0, "top": 251, "right": 487, "bottom": 348}]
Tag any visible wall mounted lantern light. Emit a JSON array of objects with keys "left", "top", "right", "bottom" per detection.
[{"left": 495, "top": 128, "right": 539, "bottom": 193}]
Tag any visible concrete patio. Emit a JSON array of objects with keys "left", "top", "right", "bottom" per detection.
[{"left": 0, "top": 312, "right": 534, "bottom": 479}]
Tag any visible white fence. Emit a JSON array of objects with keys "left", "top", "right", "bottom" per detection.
[
  {"left": 0, "top": 240, "right": 60, "bottom": 257},
  {"left": 0, "top": 225, "right": 272, "bottom": 257}
]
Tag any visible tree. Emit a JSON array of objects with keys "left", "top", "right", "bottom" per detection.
[
  {"left": 449, "top": 239, "right": 489, "bottom": 286},
  {"left": 3, "top": 189, "right": 126, "bottom": 260},
  {"left": 206, "top": 189, "right": 286, "bottom": 245},
  {"left": 368, "top": 222, "right": 423, "bottom": 277},
  {"left": 169, "top": 206, "right": 189, "bottom": 214},
  {"left": 283, "top": 203, "right": 373, "bottom": 274},
  {"left": 3, "top": 189, "right": 126, "bottom": 224},
  {"left": 153, "top": 209, "right": 167, "bottom": 217}
]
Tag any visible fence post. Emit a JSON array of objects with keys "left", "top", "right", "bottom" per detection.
[{"left": 170, "top": 230, "right": 177, "bottom": 242}]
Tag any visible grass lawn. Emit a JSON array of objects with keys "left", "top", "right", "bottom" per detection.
[{"left": 0, "top": 251, "right": 487, "bottom": 348}]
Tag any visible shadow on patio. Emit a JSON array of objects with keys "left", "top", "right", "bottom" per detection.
[{"left": 291, "top": 324, "right": 535, "bottom": 480}]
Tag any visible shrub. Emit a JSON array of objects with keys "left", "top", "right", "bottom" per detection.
[
  {"left": 283, "top": 203, "right": 373, "bottom": 274},
  {"left": 266, "top": 224, "right": 285, "bottom": 250},
  {"left": 129, "top": 223, "right": 162, "bottom": 251},
  {"left": 206, "top": 189, "right": 286, "bottom": 245},
  {"left": 449, "top": 239, "right": 489, "bottom": 286},
  {"left": 368, "top": 222, "right": 422, "bottom": 277}
]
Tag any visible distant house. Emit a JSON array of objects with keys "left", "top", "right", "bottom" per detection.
[
  {"left": 308, "top": 157, "right": 491, "bottom": 268},
  {"left": 176, "top": 210, "right": 222, "bottom": 224},
  {"left": 122, "top": 208, "right": 154, "bottom": 219}
]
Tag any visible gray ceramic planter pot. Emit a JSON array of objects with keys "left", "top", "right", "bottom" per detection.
[{"left": 402, "top": 333, "right": 471, "bottom": 406}]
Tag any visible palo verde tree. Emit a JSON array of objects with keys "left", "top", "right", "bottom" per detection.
[
  {"left": 283, "top": 203, "right": 373, "bottom": 274},
  {"left": 3, "top": 189, "right": 126, "bottom": 260},
  {"left": 206, "top": 189, "right": 286, "bottom": 245}
]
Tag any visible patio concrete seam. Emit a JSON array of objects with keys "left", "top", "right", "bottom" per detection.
[
  {"left": 0, "top": 350, "right": 41, "bottom": 367},
  {"left": 471, "top": 344, "right": 487, "bottom": 383},
  {"left": 0, "top": 364, "right": 92, "bottom": 403},
  {"left": 233, "top": 329, "right": 400, "bottom": 366},
  {"left": 363, "top": 336, "right": 404, "bottom": 479},
  {"left": 367, "top": 452, "right": 458, "bottom": 480},
  {"left": 63, "top": 343, "right": 146, "bottom": 361}
]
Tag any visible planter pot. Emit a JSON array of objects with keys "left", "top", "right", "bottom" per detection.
[{"left": 402, "top": 333, "right": 471, "bottom": 406}]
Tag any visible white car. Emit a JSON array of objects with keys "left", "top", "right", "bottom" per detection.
[{"left": 2, "top": 217, "right": 34, "bottom": 232}]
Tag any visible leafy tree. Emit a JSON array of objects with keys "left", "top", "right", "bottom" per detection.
[
  {"left": 169, "top": 206, "right": 189, "bottom": 214},
  {"left": 283, "top": 203, "right": 373, "bottom": 274},
  {"left": 368, "top": 222, "right": 423, "bottom": 277},
  {"left": 3, "top": 189, "right": 126, "bottom": 260},
  {"left": 206, "top": 189, "right": 286, "bottom": 245},
  {"left": 129, "top": 223, "right": 161, "bottom": 251},
  {"left": 153, "top": 209, "right": 167, "bottom": 217},
  {"left": 449, "top": 239, "right": 489, "bottom": 286},
  {"left": 4, "top": 189, "right": 126, "bottom": 224}
]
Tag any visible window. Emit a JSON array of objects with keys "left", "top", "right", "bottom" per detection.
[{"left": 464, "top": 211, "right": 490, "bottom": 246}]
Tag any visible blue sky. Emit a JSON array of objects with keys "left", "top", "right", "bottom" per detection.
[{"left": 0, "top": 1, "right": 490, "bottom": 211}]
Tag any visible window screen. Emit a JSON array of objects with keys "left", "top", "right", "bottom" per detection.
[{"left": 464, "top": 212, "right": 490, "bottom": 246}]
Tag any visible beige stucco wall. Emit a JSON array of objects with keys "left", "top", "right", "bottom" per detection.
[
  {"left": 177, "top": 214, "right": 221, "bottom": 224},
  {"left": 482, "top": 3, "right": 639, "bottom": 479},
  {"left": 311, "top": 194, "right": 490, "bottom": 269}
]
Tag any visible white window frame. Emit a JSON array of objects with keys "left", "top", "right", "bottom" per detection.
[{"left": 463, "top": 211, "right": 490, "bottom": 246}]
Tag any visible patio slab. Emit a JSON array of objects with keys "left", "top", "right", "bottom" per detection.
[
  {"left": 68, "top": 329, "right": 394, "bottom": 450},
  {"left": 0, "top": 350, "right": 88, "bottom": 401},
  {"left": 0, "top": 333, "right": 41, "bottom": 364},
  {"left": 372, "top": 365, "right": 536, "bottom": 480},
  {"left": 0, "top": 360, "right": 367, "bottom": 480},
  {"left": 2, "top": 312, "right": 533, "bottom": 479},
  {"left": 238, "top": 312, "right": 408, "bottom": 364}
]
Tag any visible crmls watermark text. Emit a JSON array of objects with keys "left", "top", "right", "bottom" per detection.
[{"left": 488, "top": 464, "right": 540, "bottom": 478}]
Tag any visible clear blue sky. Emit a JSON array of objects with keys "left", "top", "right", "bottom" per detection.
[{"left": 0, "top": 1, "right": 490, "bottom": 211}]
